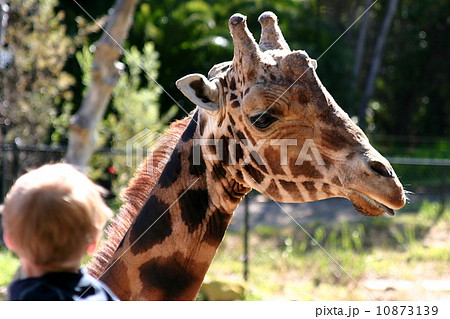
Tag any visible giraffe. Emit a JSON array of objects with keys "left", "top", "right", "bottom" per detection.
[{"left": 88, "top": 12, "right": 406, "bottom": 300}]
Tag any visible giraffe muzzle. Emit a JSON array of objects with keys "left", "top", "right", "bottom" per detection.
[
  {"left": 348, "top": 191, "right": 396, "bottom": 217},
  {"left": 343, "top": 151, "right": 406, "bottom": 216}
]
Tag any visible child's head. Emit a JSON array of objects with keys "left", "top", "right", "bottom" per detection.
[{"left": 1, "top": 163, "right": 113, "bottom": 271}]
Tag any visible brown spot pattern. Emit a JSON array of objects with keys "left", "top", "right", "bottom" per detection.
[
  {"left": 231, "top": 100, "right": 240, "bottom": 108},
  {"left": 139, "top": 252, "right": 204, "bottom": 300},
  {"left": 331, "top": 176, "right": 342, "bottom": 187},
  {"left": 130, "top": 195, "right": 173, "bottom": 255},
  {"left": 279, "top": 180, "right": 299, "bottom": 194},
  {"left": 229, "top": 77, "right": 236, "bottom": 90},
  {"left": 244, "top": 164, "right": 265, "bottom": 184},
  {"left": 321, "top": 127, "right": 357, "bottom": 152},
  {"left": 267, "top": 179, "right": 281, "bottom": 199},
  {"left": 290, "top": 160, "right": 323, "bottom": 179},
  {"left": 322, "top": 183, "right": 333, "bottom": 196},
  {"left": 302, "top": 181, "right": 317, "bottom": 197},
  {"left": 203, "top": 209, "right": 232, "bottom": 246},
  {"left": 263, "top": 146, "right": 285, "bottom": 175}
]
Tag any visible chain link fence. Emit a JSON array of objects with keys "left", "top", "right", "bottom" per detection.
[
  {"left": 1, "top": 142, "right": 449, "bottom": 206},
  {"left": 1, "top": 140, "right": 449, "bottom": 244}
]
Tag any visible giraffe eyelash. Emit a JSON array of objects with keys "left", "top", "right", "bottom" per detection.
[{"left": 249, "top": 113, "right": 278, "bottom": 129}]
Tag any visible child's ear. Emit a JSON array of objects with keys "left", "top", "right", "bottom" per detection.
[
  {"left": 3, "top": 231, "right": 15, "bottom": 251},
  {"left": 86, "top": 241, "right": 98, "bottom": 255}
]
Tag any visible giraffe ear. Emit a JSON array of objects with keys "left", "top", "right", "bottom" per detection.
[{"left": 176, "top": 74, "right": 219, "bottom": 111}]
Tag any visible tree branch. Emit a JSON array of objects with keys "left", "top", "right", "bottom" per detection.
[
  {"left": 358, "top": 0, "right": 398, "bottom": 131},
  {"left": 64, "top": 0, "right": 138, "bottom": 171}
]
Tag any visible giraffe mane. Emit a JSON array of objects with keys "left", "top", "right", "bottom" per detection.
[{"left": 87, "top": 113, "right": 193, "bottom": 278}]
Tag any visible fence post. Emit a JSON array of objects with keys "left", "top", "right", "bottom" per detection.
[
  {"left": 438, "top": 166, "right": 447, "bottom": 219},
  {"left": 1, "top": 119, "right": 8, "bottom": 202},
  {"left": 12, "top": 138, "right": 19, "bottom": 181},
  {"left": 243, "top": 194, "right": 250, "bottom": 281},
  {"left": 0, "top": 119, "right": 7, "bottom": 246}
]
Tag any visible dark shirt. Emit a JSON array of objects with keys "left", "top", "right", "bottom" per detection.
[{"left": 8, "top": 268, "right": 119, "bottom": 301}]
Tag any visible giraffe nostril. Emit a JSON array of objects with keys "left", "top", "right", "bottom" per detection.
[{"left": 369, "top": 160, "right": 394, "bottom": 178}]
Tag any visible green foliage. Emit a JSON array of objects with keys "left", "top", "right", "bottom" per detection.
[
  {"left": 406, "top": 244, "right": 450, "bottom": 262},
  {"left": 374, "top": 0, "right": 450, "bottom": 136},
  {"left": 250, "top": 200, "right": 448, "bottom": 262},
  {"left": 127, "top": 0, "right": 359, "bottom": 116},
  {"left": 75, "top": 46, "right": 94, "bottom": 90},
  {"left": 352, "top": 223, "right": 365, "bottom": 251},
  {"left": 313, "top": 225, "right": 326, "bottom": 245},
  {"left": 76, "top": 42, "right": 175, "bottom": 196},
  {"left": 1, "top": 0, "right": 78, "bottom": 145},
  {"left": 417, "top": 199, "right": 450, "bottom": 224},
  {"left": 254, "top": 224, "right": 280, "bottom": 238},
  {"left": 0, "top": 248, "right": 19, "bottom": 287},
  {"left": 3, "top": 0, "right": 447, "bottom": 165},
  {"left": 104, "top": 42, "right": 177, "bottom": 195},
  {"left": 207, "top": 202, "right": 450, "bottom": 299},
  {"left": 131, "top": 0, "right": 449, "bottom": 137},
  {"left": 419, "top": 200, "right": 444, "bottom": 220}
]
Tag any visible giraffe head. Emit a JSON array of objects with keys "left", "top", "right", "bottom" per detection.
[{"left": 177, "top": 12, "right": 405, "bottom": 216}]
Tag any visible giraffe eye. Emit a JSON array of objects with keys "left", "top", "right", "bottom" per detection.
[{"left": 249, "top": 113, "right": 278, "bottom": 129}]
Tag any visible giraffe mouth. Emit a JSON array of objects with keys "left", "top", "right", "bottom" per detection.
[{"left": 348, "top": 191, "right": 395, "bottom": 217}]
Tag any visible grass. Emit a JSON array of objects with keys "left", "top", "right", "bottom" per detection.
[
  {"left": 1, "top": 199, "right": 449, "bottom": 300},
  {"left": 203, "top": 200, "right": 450, "bottom": 300},
  {"left": 204, "top": 240, "right": 449, "bottom": 300},
  {"left": 0, "top": 248, "right": 19, "bottom": 287}
]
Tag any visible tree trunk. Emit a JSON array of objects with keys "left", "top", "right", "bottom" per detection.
[
  {"left": 64, "top": 0, "right": 138, "bottom": 171},
  {"left": 358, "top": 0, "right": 398, "bottom": 131},
  {"left": 350, "top": 0, "right": 372, "bottom": 113}
]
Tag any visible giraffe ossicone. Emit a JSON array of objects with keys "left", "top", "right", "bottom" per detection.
[{"left": 89, "top": 12, "right": 406, "bottom": 300}]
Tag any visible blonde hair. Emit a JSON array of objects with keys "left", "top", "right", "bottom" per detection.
[{"left": 2, "top": 163, "right": 113, "bottom": 270}]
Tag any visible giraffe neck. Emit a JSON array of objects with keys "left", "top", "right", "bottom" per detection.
[{"left": 100, "top": 110, "right": 249, "bottom": 300}]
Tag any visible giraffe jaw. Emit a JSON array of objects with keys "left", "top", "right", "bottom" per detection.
[{"left": 348, "top": 191, "right": 395, "bottom": 217}]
